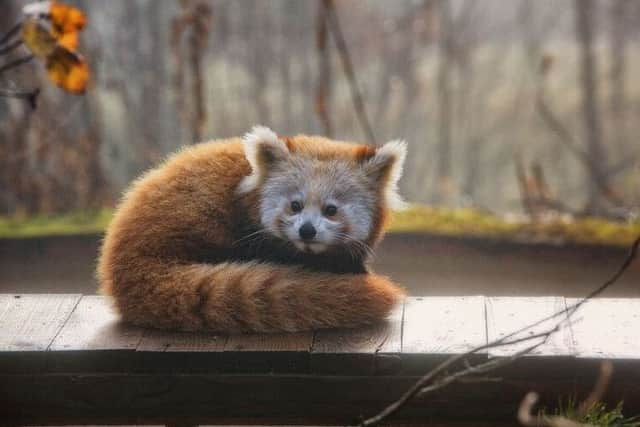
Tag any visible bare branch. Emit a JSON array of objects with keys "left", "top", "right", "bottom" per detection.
[
  {"left": 0, "top": 39, "right": 22, "bottom": 56},
  {"left": 577, "top": 360, "right": 613, "bottom": 416},
  {"left": 536, "top": 86, "right": 625, "bottom": 209},
  {"left": 0, "top": 87, "right": 39, "bottom": 109},
  {"left": 0, "top": 21, "right": 21, "bottom": 47},
  {"left": 0, "top": 54, "right": 34, "bottom": 75},
  {"left": 355, "top": 236, "right": 640, "bottom": 427},
  {"left": 323, "top": 0, "right": 377, "bottom": 144},
  {"left": 315, "top": 0, "right": 333, "bottom": 137}
]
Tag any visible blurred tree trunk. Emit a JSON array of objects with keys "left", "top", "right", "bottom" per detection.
[
  {"left": 251, "top": 1, "right": 271, "bottom": 125},
  {"left": 609, "top": 0, "right": 629, "bottom": 153},
  {"left": 433, "top": 0, "right": 453, "bottom": 204},
  {"left": 279, "top": 24, "right": 293, "bottom": 133},
  {"left": 315, "top": 0, "right": 333, "bottom": 137},
  {"left": 575, "top": 0, "right": 607, "bottom": 213}
]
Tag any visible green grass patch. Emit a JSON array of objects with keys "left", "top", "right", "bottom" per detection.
[
  {"left": 0, "top": 204, "right": 638, "bottom": 247},
  {"left": 389, "top": 205, "right": 640, "bottom": 247},
  {"left": 540, "top": 397, "right": 639, "bottom": 427},
  {"left": 0, "top": 209, "right": 113, "bottom": 238}
]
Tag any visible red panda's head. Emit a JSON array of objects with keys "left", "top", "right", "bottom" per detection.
[{"left": 237, "top": 126, "right": 406, "bottom": 255}]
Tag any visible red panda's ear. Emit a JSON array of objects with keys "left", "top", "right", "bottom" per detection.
[
  {"left": 238, "top": 125, "right": 289, "bottom": 193},
  {"left": 363, "top": 140, "right": 407, "bottom": 209}
]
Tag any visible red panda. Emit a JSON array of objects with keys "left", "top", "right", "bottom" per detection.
[{"left": 98, "top": 126, "right": 406, "bottom": 332}]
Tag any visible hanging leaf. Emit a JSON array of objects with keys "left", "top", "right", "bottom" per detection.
[
  {"left": 49, "top": 1, "right": 86, "bottom": 34},
  {"left": 20, "top": 1, "right": 89, "bottom": 94},
  {"left": 45, "top": 47, "right": 89, "bottom": 94}
]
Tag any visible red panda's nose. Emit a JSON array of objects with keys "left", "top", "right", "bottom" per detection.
[{"left": 299, "top": 222, "right": 317, "bottom": 241}]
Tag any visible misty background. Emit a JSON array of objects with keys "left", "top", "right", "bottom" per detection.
[{"left": 1, "top": 0, "right": 639, "bottom": 217}]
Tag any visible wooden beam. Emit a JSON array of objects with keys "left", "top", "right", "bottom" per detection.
[
  {"left": 0, "top": 294, "right": 80, "bottom": 351},
  {"left": 485, "top": 296, "right": 575, "bottom": 357},
  {"left": 311, "top": 298, "right": 404, "bottom": 374},
  {"left": 400, "top": 296, "right": 487, "bottom": 373},
  {"left": 50, "top": 295, "right": 144, "bottom": 351},
  {"left": 567, "top": 297, "right": 640, "bottom": 359}
]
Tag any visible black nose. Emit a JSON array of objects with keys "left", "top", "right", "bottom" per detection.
[{"left": 299, "top": 222, "right": 317, "bottom": 241}]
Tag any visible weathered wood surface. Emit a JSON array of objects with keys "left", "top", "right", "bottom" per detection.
[
  {"left": 485, "top": 296, "right": 575, "bottom": 357},
  {"left": 0, "top": 294, "right": 80, "bottom": 351},
  {"left": 1, "top": 294, "right": 640, "bottom": 425},
  {"left": 567, "top": 298, "right": 640, "bottom": 359}
]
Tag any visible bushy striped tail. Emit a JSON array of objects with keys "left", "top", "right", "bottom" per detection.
[{"left": 102, "top": 261, "right": 404, "bottom": 333}]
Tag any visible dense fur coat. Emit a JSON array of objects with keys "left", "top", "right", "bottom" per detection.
[{"left": 98, "top": 127, "right": 406, "bottom": 332}]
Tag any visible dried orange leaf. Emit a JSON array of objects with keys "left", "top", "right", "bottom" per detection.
[
  {"left": 45, "top": 47, "right": 89, "bottom": 94},
  {"left": 21, "top": 2, "right": 89, "bottom": 94},
  {"left": 49, "top": 1, "right": 86, "bottom": 36},
  {"left": 56, "top": 31, "right": 79, "bottom": 51}
]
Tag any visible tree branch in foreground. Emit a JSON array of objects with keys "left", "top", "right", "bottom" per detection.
[
  {"left": 0, "top": 21, "right": 22, "bottom": 47},
  {"left": 0, "top": 54, "right": 34, "bottom": 75},
  {"left": 0, "top": 87, "right": 39, "bottom": 109},
  {"left": 354, "top": 236, "right": 639, "bottom": 427}
]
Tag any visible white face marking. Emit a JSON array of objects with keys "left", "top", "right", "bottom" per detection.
[
  {"left": 258, "top": 158, "right": 376, "bottom": 255},
  {"left": 239, "top": 126, "right": 407, "bottom": 256}
]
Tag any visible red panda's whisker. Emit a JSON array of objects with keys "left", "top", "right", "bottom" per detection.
[{"left": 232, "top": 229, "right": 269, "bottom": 246}]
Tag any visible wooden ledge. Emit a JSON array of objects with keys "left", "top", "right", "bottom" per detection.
[{"left": 1, "top": 294, "right": 639, "bottom": 425}]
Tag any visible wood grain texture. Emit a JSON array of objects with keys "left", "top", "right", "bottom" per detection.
[
  {"left": 50, "top": 296, "right": 143, "bottom": 351},
  {"left": 224, "top": 332, "right": 313, "bottom": 352},
  {"left": 402, "top": 296, "right": 486, "bottom": 354},
  {"left": 2, "top": 372, "right": 639, "bottom": 425},
  {"left": 567, "top": 298, "right": 640, "bottom": 359},
  {"left": 485, "top": 296, "right": 575, "bottom": 357},
  {"left": 312, "top": 299, "right": 404, "bottom": 354},
  {"left": 137, "top": 330, "right": 227, "bottom": 352},
  {"left": 0, "top": 294, "right": 80, "bottom": 351},
  {"left": 310, "top": 300, "right": 404, "bottom": 374}
]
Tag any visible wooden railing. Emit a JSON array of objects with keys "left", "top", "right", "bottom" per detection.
[{"left": 1, "top": 294, "right": 639, "bottom": 425}]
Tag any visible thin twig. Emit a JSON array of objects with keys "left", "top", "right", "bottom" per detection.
[
  {"left": 354, "top": 235, "right": 640, "bottom": 427},
  {"left": 577, "top": 360, "right": 613, "bottom": 416},
  {"left": 0, "top": 22, "right": 22, "bottom": 47},
  {"left": 0, "top": 39, "right": 22, "bottom": 56},
  {"left": 315, "top": 0, "right": 334, "bottom": 137},
  {"left": 0, "top": 88, "right": 40, "bottom": 109},
  {"left": 0, "top": 54, "right": 34, "bottom": 75},
  {"left": 324, "top": 0, "right": 377, "bottom": 144},
  {"left": 536, "top": 90, "right": 624, "bottom": 208}
]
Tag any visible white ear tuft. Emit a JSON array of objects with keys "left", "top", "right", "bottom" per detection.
[
  {"left": 365, "top": 140, "right": 407, "bottom": 210},
  {"left": 242, "top": 125, "right": 286, "bottom": 171},
  {"left": 238, "top": 125, "right": 288, "bottom": 194}
]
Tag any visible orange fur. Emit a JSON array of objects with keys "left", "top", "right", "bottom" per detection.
[{"left": 98, "top": 134, "right": 405, "bottom": 333}]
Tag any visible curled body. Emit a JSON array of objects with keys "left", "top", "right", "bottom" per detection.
[{"left": 98, "top": 126, "right": 406, "bottom": 332}]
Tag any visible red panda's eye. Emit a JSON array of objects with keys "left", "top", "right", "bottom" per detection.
[
  {"left": 290, "top": 200, "right": 303, "bottom": 212},
  {"left": 324, "top": 204, "right": 338, "bottom": 217}
]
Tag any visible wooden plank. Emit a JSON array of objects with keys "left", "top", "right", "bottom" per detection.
[
  {"left": 222, "top": 331, "right": 313, "bottom": 373},
  {"left": 310, "top": 300, "right": 404, "bottom": 374},
  {"left": 0, "top": 294, "right": 80, "bottom": 351},
  {"left": 312, "top": 299, "right": 404, "bottom": 354},
  {"left": 485, "top": 297, "right": 575, "bottom": 357},
  {"left": 137, "top": 330, "right": 227, "bottom": 352},
  {"left": 224, "top": 332, "right": 312, "bottom": 352},
  {"left": 50, "top": 296, "right": 144, "bottom": 351},
  {"left": 402, "top": 296, "right": 486, "bottom": 354},
  {"left": 3, "top": 372, "right": 640, "bottom": 425},
  {"left": 568, "top": 298, "right": 640, "bottom": 359}
]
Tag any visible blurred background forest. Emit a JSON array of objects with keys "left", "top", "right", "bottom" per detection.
[
  {"left": 1, "top": 0, "right": 640, "bottom": 218},
  {"left": 2, "top": 0, "right": 640, "bottom": 297}
]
